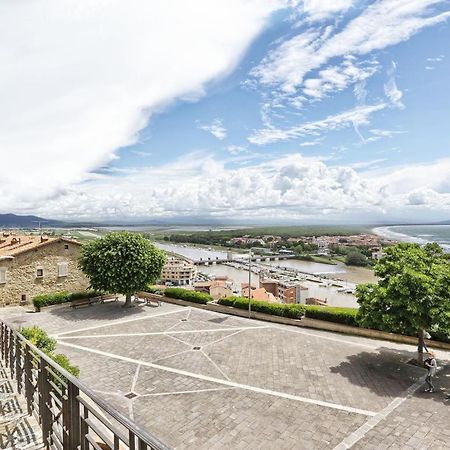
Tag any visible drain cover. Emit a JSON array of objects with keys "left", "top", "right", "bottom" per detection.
[
  {"left": 193, "top": 346, "right": 201, "bottom": 351},
  {"left": 124, "top": 392, "right": 138, "bottom": 399}
]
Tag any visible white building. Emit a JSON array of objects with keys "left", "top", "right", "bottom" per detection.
[{"left": 160, "top": 256, "right": 197, "bottom": 286}]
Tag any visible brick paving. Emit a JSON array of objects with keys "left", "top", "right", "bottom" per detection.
[{"left": 2, "top": 301, "right": 449, "bottom": 449}]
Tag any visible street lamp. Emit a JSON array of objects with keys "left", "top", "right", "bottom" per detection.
[{"left": 247, "top": 246, "right": 264, "bottom": 319}]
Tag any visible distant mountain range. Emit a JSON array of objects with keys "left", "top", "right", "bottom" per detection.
[
  {"left": 0, "top": 213, "right": 67, "bottom": 228},
  {"left": 1, "top": 213, "right": 449, "bottom": 229}
]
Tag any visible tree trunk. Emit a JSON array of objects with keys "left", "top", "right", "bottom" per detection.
[
  {"left": 417, "top": 328, "right": 425, "bottom": 364},
  {"left": 124, "top": 293, "right": 132, "bottom": 308}
]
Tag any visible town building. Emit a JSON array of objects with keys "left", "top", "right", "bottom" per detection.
[
  {"left": 160, "top": 256, "right": 197, "bottom": 286},
  {"left": 0, "top": 233, "right": 89, "bottom": 307},
  {"left": 241, "top": 283, "right": 278, "bottom": 302},
  {"left": 260, "top": 278, "right": 308, "bottom": 304},
  {"left": 194, "top": 277, "right": 233, "bottom": 300}
]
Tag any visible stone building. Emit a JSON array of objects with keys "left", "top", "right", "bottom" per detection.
[{"left": 0, "top": 233, "right": 89, "bottom": 307}]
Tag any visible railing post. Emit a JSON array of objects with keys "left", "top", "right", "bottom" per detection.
[
  {"left": 15, "top": 335, "right": 23, "bottom": 393},
  {"left": 63, "top": 382, "right": 81, "bottom": 450},
  {"left": 39, "top": 358, "right": 52, "bottom": 448},
  {"left": 9, "top": 329, "right": 15, "bottom": 375},
  {"left": 24, "top": 345, "right": 34, "bottom": 414},
  {"left": 1, "top": 323, "right": 4, "bottom": 360}
]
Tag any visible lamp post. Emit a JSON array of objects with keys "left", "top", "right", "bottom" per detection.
[{"left": 248, "top": 248, "right": 252, "bottom": 318}]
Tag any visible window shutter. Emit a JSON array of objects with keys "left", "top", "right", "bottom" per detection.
[{"left": 58, "top": 262, "right": 69, "bottom": 277}]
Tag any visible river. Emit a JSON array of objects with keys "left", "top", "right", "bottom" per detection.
[{"left": 154, "top": 242, "right": 361, "bottom": 307}]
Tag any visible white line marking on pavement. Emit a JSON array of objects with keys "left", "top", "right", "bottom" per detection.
[
  {"left": 57, "top": 325, "right": 270, "bottom": 340},
  {"left": 131, "top": 364, "right": 141, "bottom": 393},
  {"left": 59, "top": 341, "right": 377, "bottom": 417},
  {"left": 200, "top": 350, "right": 231, "bottom": 381},
  {"left": 333, "top": 375, "right": 427, "bottom": 450},
  {"left": 141, "top": 387, "right": 235, "bottom": 397},
  {"left": 54, "top": 307, "right": 187, "bottom": 337},
  {"left": 202, "top": 329, "right": 244, "bottom": 348},
  {"left": 272, "top": 325, "right": 380, "bottom": 349},
  {"left": 152, "top": 348, "right": 191, "bottom": 364}
]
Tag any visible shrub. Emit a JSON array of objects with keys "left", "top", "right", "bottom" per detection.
[
  {"left": 164, "top": 288, "right": 212, "bottom": 304},
  {"left": 146, "top": 285, "right": 164, "bottom": 294},
  {"left": 19, "top": 326, "right": 57, "bottom": 354},
  {"left": 19, "top": 326, "right": 79, "bottom": 379},
  {"left": 33, "top": 290, "right": 104, "bottom": 309},
  {"left": 52, "top": 353, "right": 80, "bottom": 378},
  {"left": 304, "top": 306, "right": 358, "bottom": 326},
  {"left": 345, "top": 251, "right": 369, "bottom": 267},
  {"left": 217, "top": 297, "right": 305, "bottom": 319}
]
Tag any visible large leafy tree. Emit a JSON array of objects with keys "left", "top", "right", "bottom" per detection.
[
  {"left": 356, "top": 243, "right": 450, "bottom": 362},
  {"left": 79, "top": 232, "right": 166, "bottom": 307}
]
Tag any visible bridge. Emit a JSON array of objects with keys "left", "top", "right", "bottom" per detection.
[{"left": 193, "top": 254, "right": 296, "bottom": 265}]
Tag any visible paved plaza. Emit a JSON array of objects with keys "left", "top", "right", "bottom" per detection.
[{"left": 2, "top": 301, "right": 450, "bottom": 449}]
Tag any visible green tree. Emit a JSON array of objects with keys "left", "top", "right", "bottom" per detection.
[
  {"left": 345, "top": 250, "right": 369, "bottom": 266},
  {"left": 79, "top": 232, "right": 166, "bottom": 307},
  {"left": 356, "top": 243, "right": 450, "bottom": 362}
]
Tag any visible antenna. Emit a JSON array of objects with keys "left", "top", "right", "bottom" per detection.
[{"left": 32, "top": 220, "right": 48, "bottom": 236}]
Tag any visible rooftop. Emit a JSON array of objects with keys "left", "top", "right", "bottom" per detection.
[{"left": 0, "top": 233, "right": 80, "bottom": 257}]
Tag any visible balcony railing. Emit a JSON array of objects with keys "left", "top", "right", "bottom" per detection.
[{"left": 0, "top": 321, "right": 171, "bottom": 450}]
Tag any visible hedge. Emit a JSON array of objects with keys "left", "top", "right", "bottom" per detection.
[
  {"left": 19, "top": 326, "right": 80, "bottom": 378},
  {"left": 146, "top": 285, "right": 164, "bottom": 294},
  {"left": 33, "top": 290, "right": 104, "bottom": 309},
  {"left": 217, "top": 297, "right": 305, "bottom": 319},
  {"left": 304, "top": 306, "right": 358, "bottom": 327},
  {"left": 163, "top": 287, "right": 212, "bottom": 304}
]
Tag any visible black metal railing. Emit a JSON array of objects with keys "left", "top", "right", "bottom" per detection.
[{"left": 0, "top": 321, "right": 171, "bottom": 450}]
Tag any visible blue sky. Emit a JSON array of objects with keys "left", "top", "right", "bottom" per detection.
[{"left": 1, "top": 1, "right": 450, "bottom": 223}]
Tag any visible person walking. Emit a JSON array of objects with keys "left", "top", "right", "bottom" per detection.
[{"left": 424, "top": 352, "right": 437, "bottom": 393}]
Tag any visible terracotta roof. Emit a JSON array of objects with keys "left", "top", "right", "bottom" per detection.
[{"left": 0, "top": 233, "right": 81, "bottom": 257}]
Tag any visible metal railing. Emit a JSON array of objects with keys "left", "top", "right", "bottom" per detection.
[{"left": 0, "top": 321, "right": 171, "bottom": 450}]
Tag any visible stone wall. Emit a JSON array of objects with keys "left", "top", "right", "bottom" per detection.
[{"left": 0, "top": 240, "right": 89, "bottom": 307}]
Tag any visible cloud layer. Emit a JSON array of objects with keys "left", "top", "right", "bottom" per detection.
[
  {"left": 20, "top": 153, "right": 450, "bottom": 222},
  {"left": 0, "top": 0, "right": 284, "bottom": 210}
]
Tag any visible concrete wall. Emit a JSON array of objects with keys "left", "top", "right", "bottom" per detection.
[{"left": 0, "top": 241, "right": 89, "bottom": 307}]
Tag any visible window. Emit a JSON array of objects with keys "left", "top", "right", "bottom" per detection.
[
  {"left": 21, "top": 294, "right": 27, "bottom": 303},
  {"left": 36, "top": 267, "right": 44, "bottom": 278},
  {"left": 64, "top": 244, "right": 69, "bottom": 250},
  {"left": 57, "top": 262, "right": 69, "bottom": 277},
  {"left": 0, "top": 267, "right": 6, "bottom": 284}
]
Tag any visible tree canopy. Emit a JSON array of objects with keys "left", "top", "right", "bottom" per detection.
[
  {"left": 79, "top": 232, "right": 166, "bottom": 306},
  {"left": 356, "top": 243, "right": 450, "bottom": 360}
]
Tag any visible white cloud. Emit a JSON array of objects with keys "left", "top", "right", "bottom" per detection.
[
  {"left": 226, "top": 145, "right": 247, "bottom": 154},
  {"left": 17, "top": 153, "right": 450, "bottom": 222},
  {"left": 369, "top": 129, "right": 406, "bottom": 138},
  {"left": 384, "top": 61, "right": 404, "bottom": 109},
  {"left": 299, "top": 141, "right": 320, "bottom": 147},
  {"left": 302, "top": 0, "right": 354, "bottom": 22},
  {"left": 252, "top": 0, "right": 450, "bottom": 92},
  {"left": 0, "top": 0, "right": 286, "bottom": 211},
  {"left": 248, "top": 103, "right": 386, "bottom": 145},
  {"left": 199, "top": 119, "right": 227, "bottom": 140}
]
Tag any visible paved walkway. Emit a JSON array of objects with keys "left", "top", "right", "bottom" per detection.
[{"left": 2, "top": 301, "right": 449, "bottom": 449}]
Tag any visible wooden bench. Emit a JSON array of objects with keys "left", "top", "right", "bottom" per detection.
[
  {"left": 99, "top": 294, "right": 119, "bottom": 303},
  {"left": 135, "top": 292, "right": 162, "bottom": 307},
  {"left": 70, "top": 297, "right": 96, "bottom": 308},
  {"left": 70, "top": 295, "right": 118, "bottom": 308}
]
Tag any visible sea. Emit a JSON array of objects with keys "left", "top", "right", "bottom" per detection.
[{"left": 373, "top": 225, "right": 450, "bottom": 251}]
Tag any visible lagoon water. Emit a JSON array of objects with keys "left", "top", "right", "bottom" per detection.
[
  {"left": 374, "top": 225, "right": 450, "bottom": 251},
  {"left": 154, "top": 242, "right": 359, "bottom": 307}
]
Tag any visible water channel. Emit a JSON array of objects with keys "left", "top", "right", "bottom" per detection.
[{"left": 154, "top": 242, "right": 359, "bottom": 308}]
